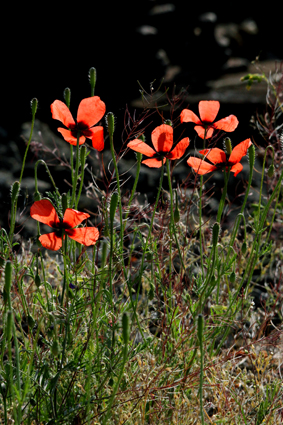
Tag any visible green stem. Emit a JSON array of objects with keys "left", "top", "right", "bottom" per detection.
[
  {"left": 124, "top": 152, "right": 142, "bottom": 223},
  {"left": 71, "top": 131, "right": 81, "bottom": 208},
  {"left": 217, "top": 167, "right": 230, "bottom": 224},
  {"left": 197, "top": 314, "right": 205, "bottom": 425}
]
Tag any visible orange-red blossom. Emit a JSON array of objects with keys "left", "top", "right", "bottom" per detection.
[
  {"left": 30, "top": 199, "right": 99, "bottom": 251},
  {"left": 181, "top": 100, "right": 239, "bottom": 139},
  {"left": 127, "top": 124, "right": 190, "bottom": 168},
  {"left": 187, "top": 138, "right": 252, "bottom": 177},
  {"left": 51, "top": 97, "right": 106, "bottom": 151}
]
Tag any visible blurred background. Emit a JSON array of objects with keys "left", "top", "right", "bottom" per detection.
[{"left": 1, "top": 1, "right": 283, "bottom": 231}]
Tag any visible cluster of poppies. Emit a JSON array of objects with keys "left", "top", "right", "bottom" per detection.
[{"left": 31, "top": 97, "right": 252, "bottom": 251}]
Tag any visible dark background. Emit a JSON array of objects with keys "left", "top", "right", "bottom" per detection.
[
  {"left": 1, "top": 2, "right": 283, "bottom": 232},
  {"left": 1, "top": 2, "right": 282, "bottom": 139}
]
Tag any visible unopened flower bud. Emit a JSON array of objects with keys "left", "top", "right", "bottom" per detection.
[
  {"left": 63, "top": 88, "right": 71, "bottom": 109},
  {"left": 267, "top": 164, "right": 274, "bottom": 177},
  {"left": 122, "top": 312, "right": 129, "bottom": 345},
  {"left": 229, "top": 271, "right": 236, "bottom": 283},
  {"left": 89, "top": 67, "right": 97, "bottom": 93},
  {"left": 106, "top": 112, "right": 115, "bottom": 137},
  {"left": 31, "top": 98, "right": 38, "bottom": 117},
  {"left": 224, "top": 138, "right": 232, "bottom": 156}
]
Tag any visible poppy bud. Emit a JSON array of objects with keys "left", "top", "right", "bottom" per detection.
[
  {"left": 89, "top": 67, "right": 97, "bottom": 93},
  {"left": 164, "top": 119, "right": 173, "bottom": 127},
  {"left": 267, "top": 164, "right": 274, "bottom": 177},
  {"left": 212, "top": 222, "right": 220, "bottom": 248},
  {"left": 248, "top": 144, "right": 255, "bottom": 170},
  {"left": 224, "top": 138, "right": 232, "bottom": 156},
  {"left": 34, "top": 274, "right": 41, "bottom": 287},
  {"left": 10, "top": 181, "right": 20, "bottom": 204},
  {"left": 122, "top": 312, "right": 129, "bottom": 345},
  {"left": 197, "top": 314, "right": 204, "bottom": 343},
  {"left": 106, "top": 112, "right": 115, "bottom": 137},
  {"left": 61, "top": 193, "right": 68, "bottom": 214},
  {"left": 33, "top": 190, "right": 41, "bottom": 202},
  {"left": 31, "top": 98, "right": 38, "bottom": 117},
  {"left": 241, "top": 242, "right": 247, "bottom": 255},
  {"left": 63, "top": 87, "right": 71, "bottom": 109},
  {"left": 229, "top": 271, "right": 236, "bottom": 283},
  {"left": 51, "top": 340, "right": 60, "bottom": 357},
  {"left": 28, "top": 314, "right": 35, "bottom": 328}
]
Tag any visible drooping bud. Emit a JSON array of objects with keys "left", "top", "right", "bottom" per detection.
[
  {"left": 34, "top": 274, "right": 41, "bottom": 288},
  {"left": 224, "top": 138, "right": 233, "bottom": 156},
  {"left": 267, "top": 164, "right": 275, "bottom": 177},
  {"left": 241, "top": 242, "right": 247, "bottom": 255},
  {"left": 63, "top": 87, "right": 71, "bottom": 109},
  {"left": 229, "top": 271, "right": 236, "bottom": 283}
]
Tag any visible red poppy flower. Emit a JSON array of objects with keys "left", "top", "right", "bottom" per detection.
[
  {"left": 30, "top": 199, "right": 99, "bottom": 251},
  {"left": 51, "top": 97, "right": 106, "bottom": 151},
  {"left": 127, "top": 124, "right": 190, "bottom": 168},
  {"left": 187, "top": 138, "right": 252, "bottom": 176},
  {"left": 180, "top": 100, "right": 239, "bottom": 139}
]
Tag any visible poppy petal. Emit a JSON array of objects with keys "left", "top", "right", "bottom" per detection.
[
  {"left": 151, "top": 124, "right": 173, "bottom": 153},
  {"left": 230, "top": 163, "right": 243, "bottom": 176},
  {"left": 180, "top": 109, "right": 201, "bottom": 124},
  {"left": 30, "top": 199, "right": 60, "bottom": 227},
  {"left": 142, "top": 158, "right": 165, "bottom": 168},
  {"left": 39, "top": 233, "right": 62, "bottom": 251},
  {"left": 51, "top": 100, "right": 75, "bottom": 128},
  {"left": 127, "top": 139, "right": 156, "bottom": 157},
  {"left": 199, "top": 101, "right": 220, "bottom": 123},
  {"left": 229, "top": 138, "right": 252, "bottom": 164},
  {"left": 57, "top": 128, "right": 86, "bottom": 146},
  {"left": 213, "top": 115, "right": 239, "bottom": 132},
  {"left": 199, "top": 148, "right": 226, "bottom": 165},
  {"left": 89, "top": 126, "right": 104, "bottom": 151},
  {"left": 194, "top": 126, "right": 214, "bottom": 139},
  {"left": 187, "top": 157, "right": 217, "bottom": 175},
  {"left": 63, "top": 209, "right": 90, "bottom": 228},
  {"left": 167, "top": 137, "right": 190, "bottom": 160},
  {"left": 77, "top": 97, "right": 106, "bottom": 128},
  {"left": 65, "top": 227, "right": 99, "bottom": 246}
]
